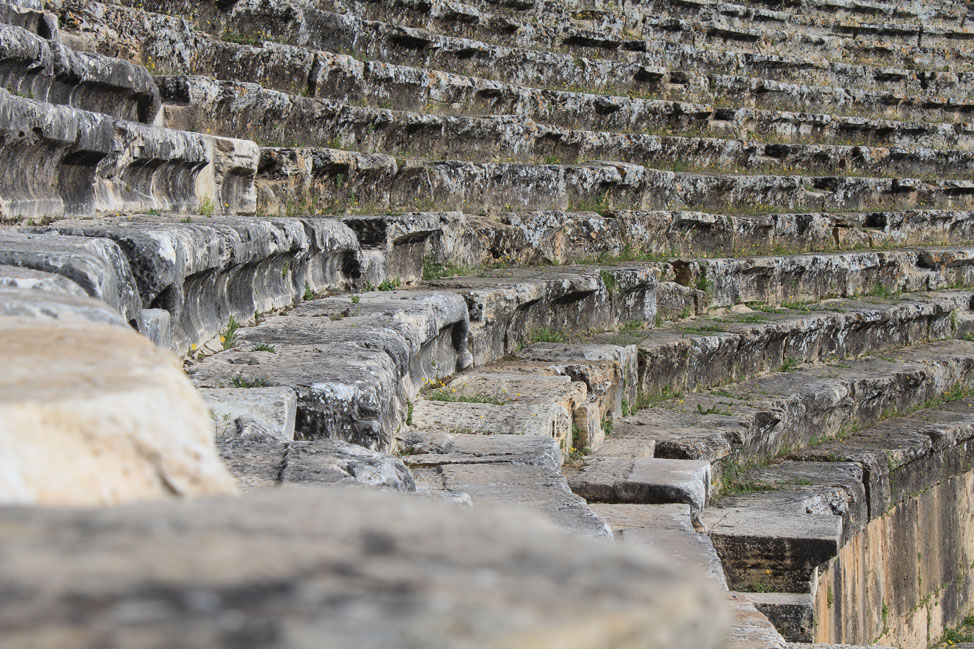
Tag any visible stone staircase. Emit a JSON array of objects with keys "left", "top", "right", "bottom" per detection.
[{"left": 3, "top": 0, "right": 974, "bottom": 646}]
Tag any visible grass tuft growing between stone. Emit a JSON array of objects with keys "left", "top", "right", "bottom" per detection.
[
  {"left": 427, "top": 389, "right": 506, "bottom": 405},
  {"left": 220, "top": 315, "right": 240, "bottom": 350}
]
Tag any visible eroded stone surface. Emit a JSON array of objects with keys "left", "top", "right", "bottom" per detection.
[
  {"left": 592, "top": 503, "right": 727, "bottom": 588},
  {"left": 570, "top": 457, "right": 712, "bottom": 512},
  {"left": 0, "top": 486, "right": 729, "bottom": 649},
  {"left": 202, "top": 386, "right": 297, "bottom": 443},
  {"left": 0, "top": 294, "right": 236, "bottom": 505}
]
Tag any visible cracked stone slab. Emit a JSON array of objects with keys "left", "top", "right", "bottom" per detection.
[
  {"left": 592, "top": 503, "right": 727, "bottom": 589},
  {"left": 569, "top": 457, "right": 712, "bottom": 512},
  {"left": 0, "top": 485, "right": 729, "bottom": 649}
]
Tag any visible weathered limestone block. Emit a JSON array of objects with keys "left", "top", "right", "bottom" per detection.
[
  {"left": 0, "top": 2, "right": 58, "bottom": 38},
  {"left": 748, "top": 593, "right": 815, "bottom": 643},
  {"left": 0, "top": 86, "right": 109, "bottom": 220},
  {"left": 440, "top": 372, "right": 601, "bottom": 447},
  {"left": 0, "top": 282, "right": 124, "bottom": 325},
  {"left": 256, "top": 147, "right": 974, "bottom": 215},
  {"left": 155, "top": 75, "right": 974, "bottom": 179},
  {"left": 197, "top": 135, "right": 259, "bottom": 215},
  {"left": 69, "top": 0, "right": 972, "bottom": 106},
  {"left": 282, "top": 439, "right": 416, "bottom": 491},
  {"left": 399, "top": 430, "right": 563, "bottom": 470},
  {"left": 342, "top": 211, "right": 489, "bottom": 281},
  {"left": 0, "top": 89, "right": 255, "bottom": 220},
  {"left": 592, "top": 503, "right": 728, "bottom": 588},
  {"left": 634, "top": 295, "right": 958, "bottom": 398},
  {"left": 705, "top": 508, "right": 843, "bottom": 592},
  {"left": 0, "top": 262, "right": 86, "bottom": 296},
  {"left": 0, "top": 291, "right": 236, "bottom": 505},
  {"left": 499, "top": 209, "right": 974, "bottom": 268},
  {"left": 569, "top": 457, "right": 712, "bottom": 512},
  {"left": 43, "top": 216, "right": 361, "bottom": 351},
  {"left": 0, "top": 230, "right": 143, "bottom": 326},
  {"left": 411, "top": 399, "right": 574, "bottom": 457},
  {"left": 193, "top": 341, "right": 404, "bottom": 451},
  {"left": 94, "top": 118, "right": 207, "bottom": 215},
  {"left": 414, "top": 461, "right": 615, "bottom": 538},
  {"left": 429, "top": 266, "right": 656, "bottom": 365},
  {"left": 202, "top": 386, "right": 297, "bottom": 442},
  {"left": 667, "top": 248, "right": 974, "bottom": 311},
  {"left": 0, "top": 485, "right": 729, "bottom": 649},
  {"left": 725, "top": 592, "right": 791, "bottom": 649},
  {"left": 0, "top": 21, "right": 160, "bottom": 122},
  {"left": 603, "top": 341, "right": 974, "bottom": 476},
  {"left": 518, "top": 342, "right": 639, "bottom": 419},
  {"left": 189, "top": 291, "right": 471, "bottom": 451}
]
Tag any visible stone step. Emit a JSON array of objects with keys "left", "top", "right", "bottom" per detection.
[
  {"left": 705, "top": 396, "right": 974, "bottom": 645},
  {"left": 0, "top": 20, "right": 160, "bottom": 122},
  {"left": 0, "top": 485, "right": 731, "bottom": 648},
  {"left": 482, "top": 350, "right": 636, "bottom": 451},
  {"left": 746, "top": 592, "right": 816, "bottom": 643},
  {"left": 243, "top": 62, "right": 974, "bottom": 150},
  {"left": 311, "top": 0, "right": 974, "bottom": 70},
  {"left": 0, "top": 88, "right": 257, "bottom": 221},
  {"left": 63, "top": 0, "right": 971, "bottom": 107},
  {"left": 723, "top": 592, "right": 791, "bottom": 648},
  {"left": 428, "top": 371, "right": 596, "bottom": 449},
  {"left": 569, "top": 457, "right": 713, "bottom": 512},
  {"left": 423, "top": 265, "right": 656, "bottom": 366},
  {"left": 188, "top": 289, "right": 473, "bottom": 452},
  {"left": 255, "top": 149, "right": 974, "bottom": 217},
  {"left": 216, "top": 435, "right": 417, "bottom": 493},
  {"left": 61, "top": 3, "right": 974, "bottom": 152},
  {"left": 408, "top": 349, "right": 628, "bottom": 459},
  {"left": 411, "top": 453, "right": 615, "bottom": 537},
  {"left": 410, "top": 399, "right": 574, "bottom": 456},
  {"left": 705, "top": 493, "right": 846, "bottom": 591},
  {"left": 38, "top": 215, "right": 363, "bottom": 352},
  {"left": 503, "top": 209, "right": 974, "bottom": 266},
  {"left": 399, "top": 429, "right": 564, "bottom": 469},
  {"left": 0, "top": 230, "right": 144, "bottom": 328},
  {"left": 160, "top": 76, "right": 974, "bottom": 180},
  {"left": 348, "top": 209, "right": 974, "bottom": 274},
  {"left": 601, "top": 339, "right": 974, "bottom": 481},
  {"left": 97, "top": 0, "right": 974, "bottom": 101},
  {"left": 624, "top": 291, "right": 969, "bottom": 399},
  {"left": 319, "top": 0, "right": 972, "bottom": 49},
  {"left": 602, "top": 0, "right": 965, "bottom": 30},
  {"left": 592, "top": 502, "right": 728, "bottom": 587},
  {"left": 658, "top": 247, "right": 974, "bottom": 315},
  {"left": 200, "top": 386, "right": 297, "bottom": 443},
  {"left": 186, "top": 264, "right": 648, "bottom": 452}
]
